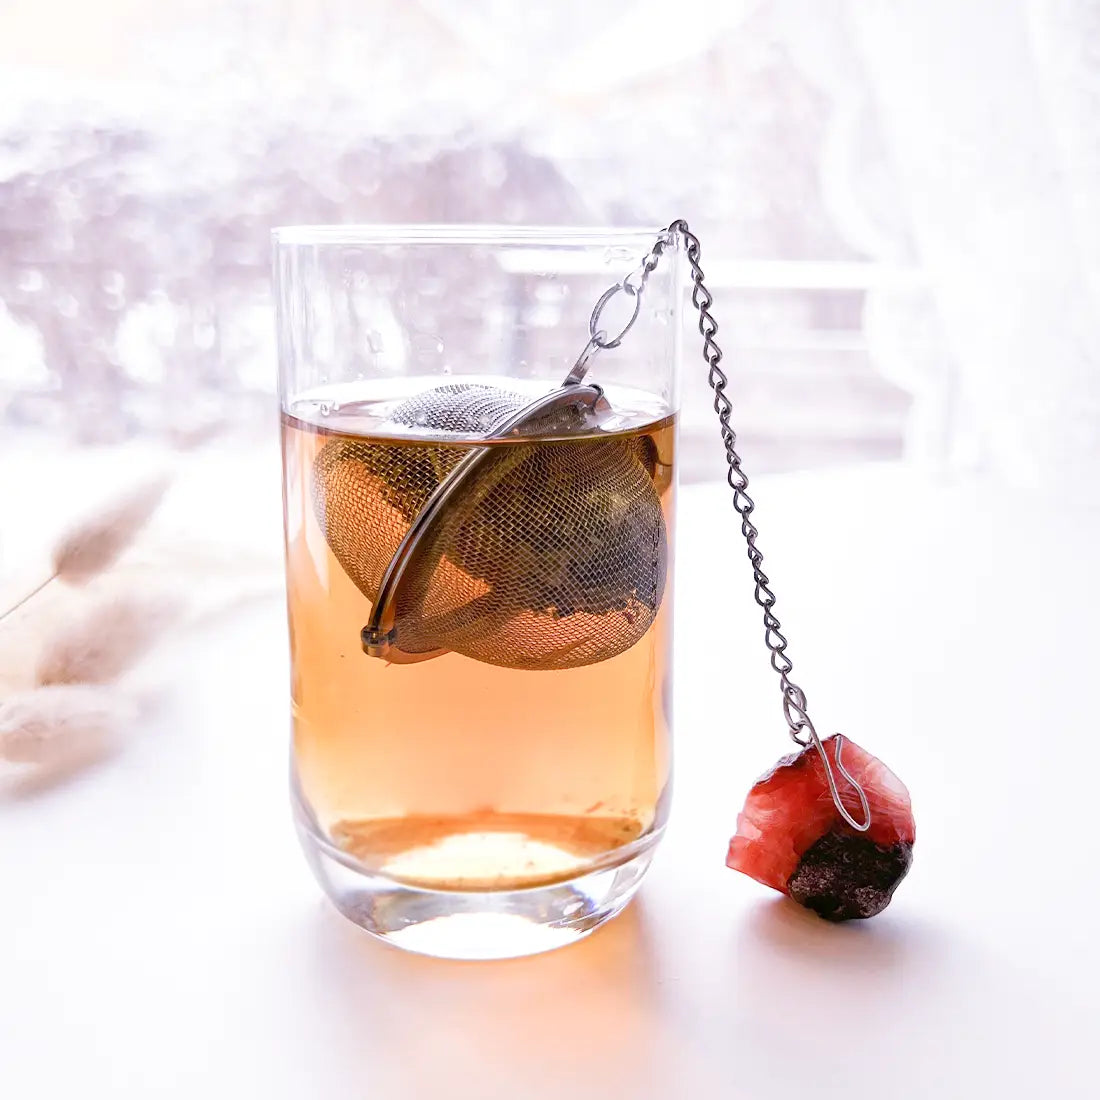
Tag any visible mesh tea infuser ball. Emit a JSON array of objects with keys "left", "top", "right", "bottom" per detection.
[{"left": 312, "top": 382, "right": 668, "bottom": 671}]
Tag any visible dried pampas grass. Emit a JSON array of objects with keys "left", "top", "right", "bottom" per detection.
[
  {"left": 1, "top": 455, "right": 281, "bottom": 793},
  {"left": 52, "top": 472, "right": 172, "bottom": 583},
  {"left": 0, "top": 470, "right": 177, "bottom": 789},
  {"left": 35, "top": 586, "right": 184, "bottom": 686},
  {"left": 1, "top": 585, "right": 178, "bottom": 790},
  {"left": 0, "top": 471, "right": 172, "bottom": 624},
  {"left": 0, "top": 684, "right": 137, "bottom": 767}
]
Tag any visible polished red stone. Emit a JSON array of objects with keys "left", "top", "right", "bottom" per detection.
[{"left": 727, "top": 735, "right": 915, "bottom": 919}]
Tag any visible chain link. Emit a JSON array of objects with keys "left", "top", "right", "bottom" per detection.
[
  {"left": 565, "top": 227, "right": 679, "bottom": 385},
  {"left": 571, "top": 219, "right": 871, "bottom": 832}
]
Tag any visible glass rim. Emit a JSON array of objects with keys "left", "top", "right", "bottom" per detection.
[{"left": 271, "top": 223, "right": 664, "bottom": 246}]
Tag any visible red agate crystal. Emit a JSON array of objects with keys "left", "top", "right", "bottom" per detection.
[{"left": 727, "top": 734, "right": 915, "bottom": 921}]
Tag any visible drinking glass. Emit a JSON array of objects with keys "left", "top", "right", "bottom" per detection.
[{"left": 273, "top": 226, "right": 681, "bottom": 958}]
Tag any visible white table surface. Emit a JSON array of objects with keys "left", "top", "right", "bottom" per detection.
[{"left": 2, "top": 457, "right": 1098, "bottom": 1099}]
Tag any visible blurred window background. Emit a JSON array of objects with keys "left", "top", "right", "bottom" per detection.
[{"left": 0, "top": 0, "right": 1098, "bottom": 487}]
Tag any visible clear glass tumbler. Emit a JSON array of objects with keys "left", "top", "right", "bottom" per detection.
[{"left": 273, "top": 226, "right": 681, "bottom": 958}]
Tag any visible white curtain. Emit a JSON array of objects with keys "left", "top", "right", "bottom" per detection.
[
  {"left": 3, "top": 0, "right": 1098, "bottom": 489},
  {"left": 780, "top": 0, "right": 1100, "bottom": 490}
]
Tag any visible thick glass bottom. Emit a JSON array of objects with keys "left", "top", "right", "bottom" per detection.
[{"left": 294, "top": 800, "right": 660, "bottom": 960}]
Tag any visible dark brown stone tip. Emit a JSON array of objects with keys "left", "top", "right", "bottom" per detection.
[{"left": 786, "top": 829, "right": 914, "bottom": 921}]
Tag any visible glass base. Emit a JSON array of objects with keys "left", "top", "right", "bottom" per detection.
[{"left": 294, "top": 807, "right": 659, "bottom": 960}]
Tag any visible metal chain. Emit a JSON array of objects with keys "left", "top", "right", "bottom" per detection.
[{"left": 570, "top": 220, "right": 871, "bottom": 832}]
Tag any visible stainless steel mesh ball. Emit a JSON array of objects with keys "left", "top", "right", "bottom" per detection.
[{"left": 312, "top": 383, "right": 667, "bottom": 670}]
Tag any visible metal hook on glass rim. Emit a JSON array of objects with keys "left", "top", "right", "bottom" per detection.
[
  {"left": 563, "top": 220, "right": 872, "bottom": 832},
  {"left": 564, "top": 240, "right": 664, "bottom": 385}
]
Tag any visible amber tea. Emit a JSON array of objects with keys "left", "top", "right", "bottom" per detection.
[{"left": 283, "top": 380, "right": 675, "bottom": 895}]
